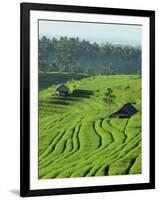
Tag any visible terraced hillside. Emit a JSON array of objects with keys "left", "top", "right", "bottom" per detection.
[
  {"left": 38, "top": 74, "right": 141, "bottom": 179},
  {"left": 39, "top": 72, "right": 89, "bottom": 91}
]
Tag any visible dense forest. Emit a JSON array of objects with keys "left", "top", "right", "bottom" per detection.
[{"left": 39, "top": 36, "right": 141, "bottom": 75}]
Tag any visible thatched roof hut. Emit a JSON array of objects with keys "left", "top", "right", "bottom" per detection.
[
  {"left": 110, "top": 103, "right": 138, "bottom": 118},
  {"left": 55, "top": 84, "right": 69, "bottom": 97}
]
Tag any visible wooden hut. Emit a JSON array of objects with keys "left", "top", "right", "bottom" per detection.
[
  {"left": 55, "top": 84, "right": 69, "bottom": 97},
  {"left": 110, "top": 103, "right": 138, "bottom": 118}
]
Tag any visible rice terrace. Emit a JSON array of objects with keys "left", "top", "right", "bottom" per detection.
[
  {"left": 38, "top": 21, "right": 142, "bottom": 179},
  {"left": 38, "top": 73, "right": 141, "bottom": 179}
]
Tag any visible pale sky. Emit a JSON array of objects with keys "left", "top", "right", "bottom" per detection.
[{"left": 39, "top": 20, "right": 142, "bottom": 46}]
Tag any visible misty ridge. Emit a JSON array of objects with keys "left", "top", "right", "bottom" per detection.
[{"left": 39, "top": 36, "right": 141, "bottom": 75}]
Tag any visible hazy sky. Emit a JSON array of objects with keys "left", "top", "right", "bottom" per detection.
[{"left": 39, "top": 20, "right": 142, "bottom": 46}]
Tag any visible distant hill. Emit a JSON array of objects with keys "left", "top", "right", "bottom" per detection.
[{"left": 39, "top": 36, "right": 141, "bottom": 75}]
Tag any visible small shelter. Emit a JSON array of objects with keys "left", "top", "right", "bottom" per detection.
[
  {"left": 110, "top": 103, "right": 138, "bottom": 118},
  {"left": 55, "top": 84, "right": 69, "bottom": 97}
]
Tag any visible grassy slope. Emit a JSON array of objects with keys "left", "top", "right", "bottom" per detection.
[
  {"left": 39, "top": 72, "right": 90, "bottom": 91},
  {"left": 38, "top": 74, "right": 141, "bottom": 179}
]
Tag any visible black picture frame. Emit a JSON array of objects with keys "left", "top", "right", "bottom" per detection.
[{"left": 20, "top": 2, "right": 155, "bottom": 197}]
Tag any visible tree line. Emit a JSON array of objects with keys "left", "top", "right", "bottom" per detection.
[{"left": 39, "top": 36, "right": 141, "bottom": 75}]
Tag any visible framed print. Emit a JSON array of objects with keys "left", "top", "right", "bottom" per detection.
[{"left": 20, "top": 2, "right": 155, "bottom": 197}]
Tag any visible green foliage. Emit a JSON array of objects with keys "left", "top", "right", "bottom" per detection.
[
  {"left": 38, "top": 74, "right": 141, "bottom": 179},
  {"left": 103, "top": 88, "right": 116, "bottom": 115},
  {"left": 39, "top": 36, "right": 141, "bottom": 75}
]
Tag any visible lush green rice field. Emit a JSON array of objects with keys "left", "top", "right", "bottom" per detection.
[{"left": 38, "top": 74, "right": 141, "bottom": 179}]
